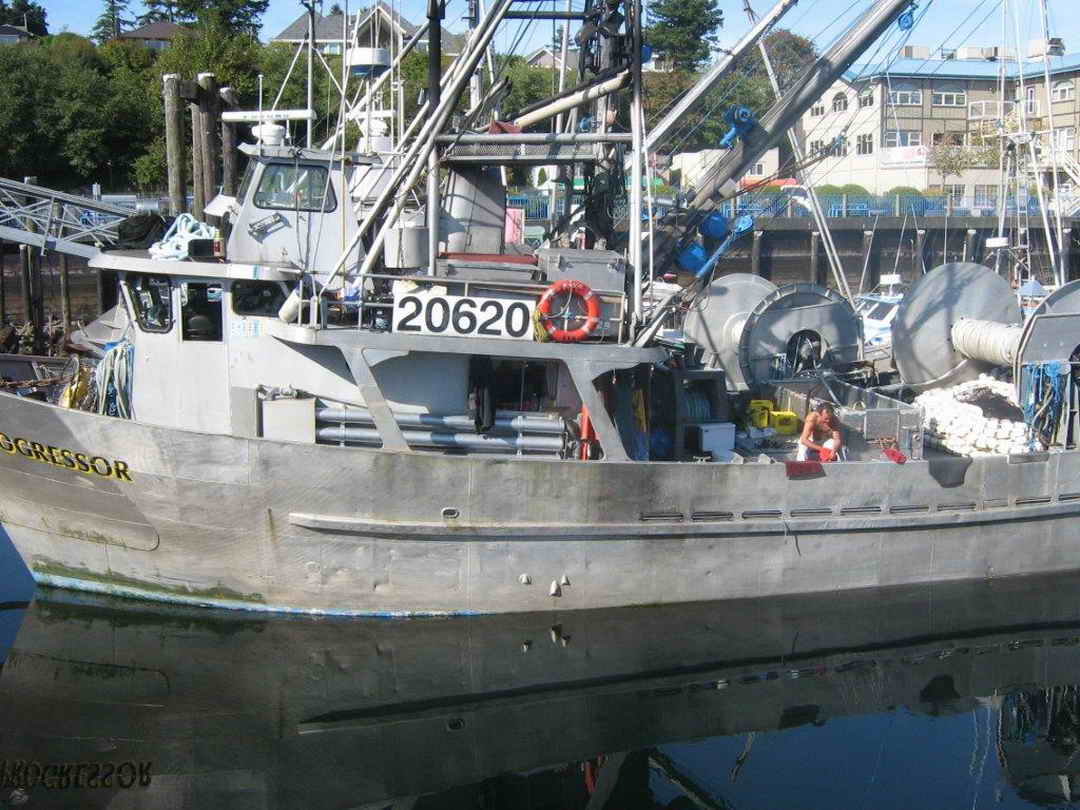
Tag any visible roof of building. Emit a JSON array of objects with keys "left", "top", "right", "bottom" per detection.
[
  {"left": 844, "top": 51, "right": 1080, "bottom": 83},
  {"left": 525, "top": 46, "right": 580, "bottom": 64},
  {"left": 272, "top": 2, "right": 466, "bottom": 51},
  {"left": 0, "top": 23, "right": 32, "bottom": 37},
  {"left": 118, "top": 20, "right": 188, "bottom": 40}
]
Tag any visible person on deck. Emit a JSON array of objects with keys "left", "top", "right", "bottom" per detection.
[{"left": 797, "top": 402, "right": 843, "bottom": 462}]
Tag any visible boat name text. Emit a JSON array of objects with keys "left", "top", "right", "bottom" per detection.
[
  {"left": 0, "top": 759, "right": 151, "bottom": 790},
  {"left": 0, "top": 432, "right": 133, "bottom": 482}
]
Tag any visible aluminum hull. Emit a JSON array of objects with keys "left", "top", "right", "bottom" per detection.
[{"left": 3, "top": 391, "right": 1080, "bottom": 615}]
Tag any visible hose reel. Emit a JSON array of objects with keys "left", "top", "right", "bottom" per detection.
[{"left": 683, "top": 273, "right": 863, "bottom": 390}]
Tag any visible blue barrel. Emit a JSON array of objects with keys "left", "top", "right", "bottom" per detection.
[
  {"left": 676, "top": 242, "right": 708, "bottom": 275},
  {"left": 698, "top": 212, "right": 729, "bottom": 240}
]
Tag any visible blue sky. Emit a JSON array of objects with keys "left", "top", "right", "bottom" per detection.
[{"left": 44, "top": 0, "right": 1080, "bottom": 59}]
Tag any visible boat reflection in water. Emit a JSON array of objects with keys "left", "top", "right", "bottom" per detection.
[{"left": 4, "top": 573, "right": 1080, "bottom": 808}]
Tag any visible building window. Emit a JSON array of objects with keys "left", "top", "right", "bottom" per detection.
[
  {"left": 1018, "top": 86, "right": 1039, "bottom": 116},
  {"left": 856, "top": 134, "right": 873, "bottom": 154},
  {"left": 321, "top": 42, "right": 342, "bottom": 55},
  {"left": 932, "top": 87, "right": 967, "bottom": 107},
  {"left": 749, "top": 163, "right": 764, "bottom": 176},
  {"left": 888, "top": 83, "right": 922, "bottom": 106},
  {"left": 883, "top": 130, "right": 922, "bottom": 147},
  {"left": 832, "top": 92, "right": 848, "bottom": 112},
  {"left": 944, "top": 184, "right": 965, "bottom": 204},
  {"left": 809, "top": 139, "right": 825, "bottom": 154},
  {"left": 810, "top": 102, "right": 825, "bottom": 117},
  {"left": 833, "top": 138, "right": 848, "bottom": 157},
  {"left": 1054, "top": 126, "right": 1077, "bottom": 152},
  {"left": 932, "top": 132, "right": 965, "bottom": 146},
  {"left": 1052, "top": 80, "right": 1074, "bottom": 102},
  {"left": 859, "top": 90, "right": 873, "bottom": 108},
  {"left": 969, "top": 100, "right": 1015, "bottom": 120},
  {"left": 974, "top": 184, "right": 998, "bottom": 207}
]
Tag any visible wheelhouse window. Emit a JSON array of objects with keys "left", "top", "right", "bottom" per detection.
[
  {"left": 232, "top": 280, "right": 290, "bottom": 317},
  {"left": 128, "top": 274, "right": 172, "bottom": 333},
  {"left": 181, "top": 282, "right": 223, "bottom": 341},
  {"left": 253, "top": 164, "right": 337, "bottom": 212},
  {"left": 888, "top": 83, "right": 922, "bottom": 106},
  {"left": 832, "top": 92, "right": 848, "bottom": 112}
]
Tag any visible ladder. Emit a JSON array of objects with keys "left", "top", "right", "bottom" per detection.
[{"left": 0, "top": 177, "right": 134, "bottom": 258}]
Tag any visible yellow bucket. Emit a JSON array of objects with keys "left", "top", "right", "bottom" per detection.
[{"left": 769, "top": 410, "right": 799, "bottom": 435}]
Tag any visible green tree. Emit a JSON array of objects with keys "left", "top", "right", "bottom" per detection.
[
  {"left": 928, "top": 142, "right": 998, "bottom": 190},
  {"left": 175, "top": 0, "right": 269, "bottom": 37},
  {"left": 0, "top": 0, "right": 47, "bottom": 35},
  {"left": 645, "top": 0, "right": 723, "bottom": 72},
  {"left": 137, "top": 0, "right": 183, "bottom": 25},
  {"left": 91, "top": 0, "right": 134, "bottom": 43}
]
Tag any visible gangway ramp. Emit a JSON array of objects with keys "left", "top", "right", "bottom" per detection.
[{"left": 0, "top": 177, "right": 134, "bottom": 258}]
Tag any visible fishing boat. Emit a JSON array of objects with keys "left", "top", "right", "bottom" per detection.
[{"left": 0, "top": 0, "right": 1079, "bottom": 616}]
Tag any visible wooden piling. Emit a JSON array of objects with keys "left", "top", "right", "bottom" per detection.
[
  {"left": 915, "top": 229, "right": 927, "bottom": 275},
  {"left": 751, "top": 230, "right": 764, "bottom": 277},
  {"left": 859, "top": 229, "right": 874, "bottom": 293},
  {"left": 59, "top": 253, "right": 70, "bottom": 337},
  {"left": 0, "top": 245, "right": 5, "bottom": 324},
  {"left": 190, "top": 86, "right": 205, "bottom": 221},
  {"left": 1063, "top": 228, "right": 1074, "bottom": 282},
  {"left": 220, "top": 87, "right": 240, "bottom": 197},
  {"left": 809, "top": 230, "right": 820, "bottom": 284},
  {"left": 163, "top": 74, "right": 186, "bottom": 216},
  {"left": 19, "top": 246, "right": 31, "bottom": 328},
  {"left": 198, "top": 73, "right": 220, "bottom": 223},
  {"left": 964, "top": 229, "right": 978, "bottom": 264}
]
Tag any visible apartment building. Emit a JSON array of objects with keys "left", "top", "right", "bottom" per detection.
[{"left": 792, "top": 42, "right": 1080, "bottom": 200}]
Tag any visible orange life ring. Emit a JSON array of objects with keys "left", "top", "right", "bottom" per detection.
[{"left": 536, "top": 279, "right": 601, "bottom": 342}]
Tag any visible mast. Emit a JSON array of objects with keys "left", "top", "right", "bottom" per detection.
[
  {"left": 1037, "top": 0, "right": 1066, "bottom": 285},
  {"left": 427, "top": 0, "right": 443, "bottom": 276},
  {"left": 629, "top": 0, "right": 644, "bottom": 328}
]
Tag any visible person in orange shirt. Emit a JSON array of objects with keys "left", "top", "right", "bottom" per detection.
[{"left": 796, "top": 402, "right": 843, "bottom": 462}]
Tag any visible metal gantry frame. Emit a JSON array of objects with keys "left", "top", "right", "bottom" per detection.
[{"left": 0, "top": 177, "right": 132, "bottom": 258}]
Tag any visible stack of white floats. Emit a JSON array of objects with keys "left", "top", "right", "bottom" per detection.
[{"left": 916, "top": 375, "right": 1036, "bottom": 457}]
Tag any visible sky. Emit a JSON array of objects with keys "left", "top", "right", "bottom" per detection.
[{"left": 41, "top": 0, "right": 1080, "bottom": 59}]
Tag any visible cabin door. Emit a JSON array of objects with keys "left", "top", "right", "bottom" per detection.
[{"left": 176, "top": 280, "right": 230, "bottom": 434}]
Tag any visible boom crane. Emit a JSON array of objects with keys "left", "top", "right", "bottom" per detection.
[{"left": 651, "top": 0, "right": 917, "bottom": 274}]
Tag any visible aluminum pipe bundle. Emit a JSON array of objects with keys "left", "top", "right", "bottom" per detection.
[
  {"left": 316, "top": 408, "right": 566, "bottom": 435},
  {"left": 316, "top": 425, "right": 564, "bottom": 452}
]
